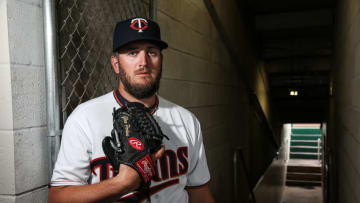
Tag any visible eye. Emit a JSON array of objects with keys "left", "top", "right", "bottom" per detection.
[
  {"left": 128, "top": 51, "right": 137, "bottom": 56},
  {"left": 148, "top": 49, "right": 160, "bottom": 56}
]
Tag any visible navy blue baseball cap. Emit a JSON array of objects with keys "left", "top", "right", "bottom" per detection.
[{"left": 113, "top": 17, "right": 168, "bottom": 52}]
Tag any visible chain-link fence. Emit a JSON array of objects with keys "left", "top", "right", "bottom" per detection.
[{"left": 57, "top": 0, "right": 151, "bottom": 125}]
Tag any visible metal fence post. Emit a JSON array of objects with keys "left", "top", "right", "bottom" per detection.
[
  {"left": 43, "top": 0, "right": 61, "bottom": 180},
  {"left": 150, "top": 0, "right": 157, "bottom": 21}
]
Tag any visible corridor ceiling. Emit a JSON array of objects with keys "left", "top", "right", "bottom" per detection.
[{"left": 242, "top": 0, "right": 335, "bottom": 122}]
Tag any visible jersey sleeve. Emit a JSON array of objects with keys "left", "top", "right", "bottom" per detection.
[
  {"left": 186, "top": 119, "right": 211, "bottom": 187},
  {"left": 51, "top": 113, "right": 92, "bottom": 186}
]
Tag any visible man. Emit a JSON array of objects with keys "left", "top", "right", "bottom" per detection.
[{"left": 48, "top": 17, "right": 214, "bottom": 203}]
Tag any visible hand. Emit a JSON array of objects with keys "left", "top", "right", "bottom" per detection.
[
  {"left": 151, "top": 145, "right": 165, "bottom": 160},
  {"left": 115, "top": 145, "right": 165, "bottom": 191}
]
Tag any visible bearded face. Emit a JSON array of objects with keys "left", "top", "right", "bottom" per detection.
[
  {"left": 112, "top": 41, "right": 163, "bottom": 99},
  {"left": 117, "top": 61, "right": 162, "bottom": 99}
]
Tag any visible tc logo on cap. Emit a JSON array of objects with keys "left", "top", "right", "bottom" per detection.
[{"left": 130, "top": 18, "right": 148, "bottom": 33}]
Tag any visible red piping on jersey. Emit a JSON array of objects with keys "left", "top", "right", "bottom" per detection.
[
  {"left": 113, "top": 90, "right": 124, "bottom": 107},
  {"left": 113, "top": 89, "right": 159, "bottom": 114},
  {"left": 90, "top": 156, "right": 107, "bottom": 164}
]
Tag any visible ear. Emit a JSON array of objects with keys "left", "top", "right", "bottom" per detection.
[{"left": 111, "top": 55, "right": 120, "bottom": 74}]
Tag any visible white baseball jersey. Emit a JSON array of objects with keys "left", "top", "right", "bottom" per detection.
[{"left": 51, "top": 91, "right": 210, "bottom": 202}]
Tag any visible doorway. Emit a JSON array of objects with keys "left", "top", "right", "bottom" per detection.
[{"left": 282, "top": 123, "right": 324, "bottom": 203}]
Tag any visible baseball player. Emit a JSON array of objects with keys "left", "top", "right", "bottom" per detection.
[{"left": 48, "top": 17, "right": 214, "bottom": 203}]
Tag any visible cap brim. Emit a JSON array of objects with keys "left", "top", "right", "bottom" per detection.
[{"left": 113, "top": 37, "right": 168, "bottom": 52}]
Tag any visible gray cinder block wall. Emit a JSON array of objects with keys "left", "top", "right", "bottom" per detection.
[
  {"left": 156, "top": 1, "right": 248, "bottom": 201},
  {"left": 333, "top": 0, "right": 360, "bottom": 202},
  {"left": 0, "top": 0, "right": 49, "bottom": 202},
  {"left": 157, "top": 0, "right": 283, "bottom": 202}
]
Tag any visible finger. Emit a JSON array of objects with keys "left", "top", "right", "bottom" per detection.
[{"left": 151, "top": 145, "right": 165, "bottom": 160}]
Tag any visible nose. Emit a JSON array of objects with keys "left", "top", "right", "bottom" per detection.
[{"left": 138, "top": 50, "right": 148, "bottom": 67}]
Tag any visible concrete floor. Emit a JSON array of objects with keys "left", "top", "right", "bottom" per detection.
[
  {"left": 282, "top": 185, "right": 323, "bottom": 203},
  {"left": 282, "top": 159, "right": 323, "bottom": 203}
]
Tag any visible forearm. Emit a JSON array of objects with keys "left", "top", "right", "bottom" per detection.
[
  {"left": 187, "top": 182, "right": 215, "bottom": 203},
  {"left": 188, "top": 191, "right": 215, "bottom": 203},
  {"left": 189, "top": 195, "right": 215, "bottom": 203},
  {"left": 48, "top": 165, "right": 140, "bottom": 203},
  {"left": 49, "top": 178, "right": 127, "bottom": 203}
]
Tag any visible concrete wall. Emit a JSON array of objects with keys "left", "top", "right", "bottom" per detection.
[
  {"left": 333, "top": 0, "right": 360, "bottom": 202},
  {"left": 0, "top": 0, "right": 49, "bottom": 202},
  {"left": 157, "top": 0, "right": 282, "bottom": 202},
  {"left": 156, "top": 1, "right": 247, "bottom": 201}
]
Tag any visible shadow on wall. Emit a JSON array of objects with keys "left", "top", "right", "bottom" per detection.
[{"left": 252, "top": 124, "right": 289, "bottom": 203}]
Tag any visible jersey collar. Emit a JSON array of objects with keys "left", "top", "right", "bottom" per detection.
[{"left": 113, "top": 89, "right": 159, "bottom": 115}]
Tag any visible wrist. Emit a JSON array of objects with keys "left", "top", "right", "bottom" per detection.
[{"left": 114, "top": 164, "right": 141, "bottom": 193}]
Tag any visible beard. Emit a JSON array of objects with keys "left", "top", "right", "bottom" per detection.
[{"left": 118, "top": 64, "right": 162, "bottom": 99}]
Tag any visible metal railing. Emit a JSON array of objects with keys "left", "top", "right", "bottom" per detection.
[
  {"left": 317, "top": 138, "right": 321, "bottom": 161},
  {"left": 233, "top": 148, "right": 256, "bottom": 203}
]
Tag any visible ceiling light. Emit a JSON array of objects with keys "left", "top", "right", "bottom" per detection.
[{"left": 290, "top": 90, "right": 298, "bottom": 96}]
